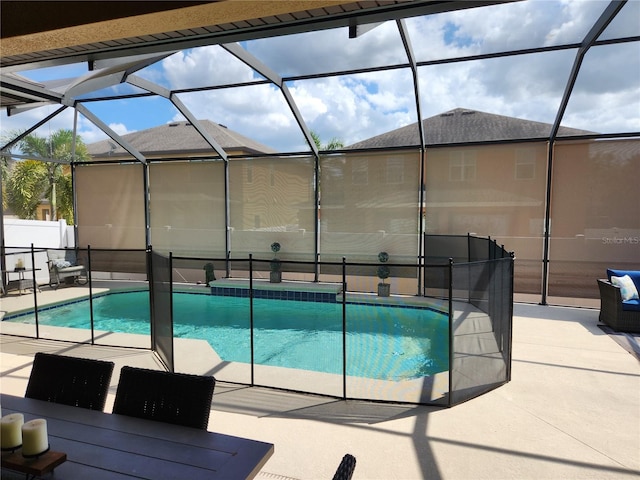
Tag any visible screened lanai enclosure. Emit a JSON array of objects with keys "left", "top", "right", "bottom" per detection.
[{"left": 1, "top": 0, "right": 639, "bottom": 405}]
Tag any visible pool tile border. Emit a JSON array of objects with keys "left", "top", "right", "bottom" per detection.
[{"left": 3, "top": 286, "right": 447, "bottom": 321}]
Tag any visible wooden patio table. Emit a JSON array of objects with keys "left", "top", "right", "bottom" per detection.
[{"left": 1, "top": 393, "right": 273, "bottom": 479}]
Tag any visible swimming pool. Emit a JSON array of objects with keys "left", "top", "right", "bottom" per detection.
[{"left": 5, "top": 291, "right": 449, "bottom": 381}]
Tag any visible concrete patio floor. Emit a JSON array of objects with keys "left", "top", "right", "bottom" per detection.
[{"left": 1, "top": 290, "right": 638, "bottom": 479}]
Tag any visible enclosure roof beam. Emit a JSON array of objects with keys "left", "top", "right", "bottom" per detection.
[
  {"left": 126, "top": 74, "right": 229, "bottom": 161},
  {"left": 397, "top": 19, "right": 425, "bottom": 149},
  {"left": 75, "top": 103, "right": 147, "bottom": 165},
  {"left": 221, "top": 42, "right": 318, "bottom": 157},
  {"left": 549, "top": 0, "right": 626, "bottom": 142},
  {"left": 126, "top": 75, "right": 171, "bottom": 99},
  {"left": 171, "top": 94, "right": 229, "bottom": 162},
  {"left": 0, "top": 74, "right": 63, "bottom": 109},
  {"left": 63, "top": 53, "right": 172, "bottom": 103},
  {"left": 0, "top": 105, "right": 68, "bottom": 152}
]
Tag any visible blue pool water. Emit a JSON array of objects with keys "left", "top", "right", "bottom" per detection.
[{"left": 6, "top": 291, "right": 449, "bottom": 380}]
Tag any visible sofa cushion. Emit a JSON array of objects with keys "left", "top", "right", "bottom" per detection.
[
  {"left": 611, "top": 275, "right": 640, "bottom": 301},
  {"left": 622, "top": 299, "right": 640, "bottom": 312},
  {"left": 52, "top": 259, "right": 72, "bottom": 269},
  {"left": 48, "top": 249, "right": 78, "bottom": 267},
  {"left": 607, "top": 269, "right": 640, "bottom": 290}
]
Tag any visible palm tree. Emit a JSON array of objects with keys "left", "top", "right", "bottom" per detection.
[
  {"left": 7, "top": 129, "right": 89, "bottom": 223},
  {"left": 6, "top": 160, "right": 47, "bottom": 219},
  {"left": 1, "top": 157, "right": 8, "bottom": 212},
  {"left": 310, "top": 130, "right": 344, "bottom": 151}
]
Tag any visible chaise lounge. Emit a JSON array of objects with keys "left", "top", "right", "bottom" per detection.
[{"left": 597, "top": 269, "right": 640, "bottom": 333}]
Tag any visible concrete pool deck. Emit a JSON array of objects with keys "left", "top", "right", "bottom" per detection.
[{"left": 1, "top": 286, "right": 639, "bottom": 479}]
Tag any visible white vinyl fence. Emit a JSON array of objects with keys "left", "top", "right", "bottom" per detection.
[{"left": 3, "top": 218, "right": 75, "bottom": 285}]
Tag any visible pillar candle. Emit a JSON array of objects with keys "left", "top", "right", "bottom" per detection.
[
  {"left": 1, "top": 413, "right": 24, "bottom": 449},
  {"left": 21, "top": 419, "right": 48, "bottom": 456}
]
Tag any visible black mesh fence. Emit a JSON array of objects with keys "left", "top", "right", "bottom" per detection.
[
  {"left": 449, "top": 258, "right": 513, "bottom": 406},
  {"left": 2, "top": 236, "right": 513, "bottom": 406},
  {"left": 150, "top": 250, "right": 173, "bottom": 371}
]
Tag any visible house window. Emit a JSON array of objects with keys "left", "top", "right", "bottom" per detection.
[
  {"left": 386, "top": 158, "right": 404, "bottom": 184},
  {"left": 41, "top": 209, "right": 50, "bottom": 221},
  {"left": 515, "top": 149, "right": 536, "bottom": 180},
  {"left": 352, "top": 158, "right": 368, "bottom": 185},
  {"left": 449, "top": 151, "right": 476, "bottom": 181}
]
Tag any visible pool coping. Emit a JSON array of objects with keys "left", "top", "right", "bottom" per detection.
[{"left": 2, "top": 281, "right": 449, "bottom": 320}]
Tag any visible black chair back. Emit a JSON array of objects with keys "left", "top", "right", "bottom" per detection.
[
  {"left": 113, "top": 366, "right": 215, "bottom": 430},
  {"left": 332, "top": 453, "right": 357, "bottom": 480},
  {"left": 25, "top": 352, "right": 115, "bottom": 411}
]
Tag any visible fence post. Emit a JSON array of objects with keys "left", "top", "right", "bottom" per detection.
[
  {"left": 88, "top": 245, "right": 94, "bottom": 344},
  {"left": 30, "top": 244, "right": 40, "bottom": 339}
]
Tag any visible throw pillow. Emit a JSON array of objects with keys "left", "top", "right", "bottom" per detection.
[
  {"left": 611, "top": 275, "right": 640, "bottom": 301},
  {"left": 53, "top": 259, "right": 72, "bottom": 269}
]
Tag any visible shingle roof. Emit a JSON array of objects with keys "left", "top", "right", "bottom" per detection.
[
  {"left": 346, "top": 108, "right": 596, "bottom": 149},
  {"left": 87, "top": 120, "right": 276, "bottom": 158}
]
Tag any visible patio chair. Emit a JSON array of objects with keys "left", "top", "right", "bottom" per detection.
[
  {"left": 113, "top": 366, "right": 216, "bottom": 430},
  {"left": 332, "top": 453, "right": 356, "bottom": 480},
  {"left": 25, "top": 352, "right": 115, "bottom": 411},
  {"left": 47, "top": 249, "right": 88, "bottom": 289}
]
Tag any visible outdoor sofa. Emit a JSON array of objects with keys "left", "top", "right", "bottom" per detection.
[{"left": 597, "top": 269, "right": 640, "bottom": 333}]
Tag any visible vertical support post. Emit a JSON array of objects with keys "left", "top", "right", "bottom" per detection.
[
  {"left": 314, "top": 155, "right": 320, "bottom": 283},
  {"left": 143, "top": 164, "right": 151, "bottom": 249},
  {"left": 249, "top": 254, "right": 255, "bottom": 386},
  {"left": 541, "top": 141, "right": 553, "bottom": 306},
  {"left": 224, "top": 158, "right": 231, "bottom": 278},
  {"left": 342, "top": 257, "right": 347, "bottom": 400},
  {"left": 72, "top": 108, "right": 79, "bottom": 248},
  {"left": 417, "top": 149, "right": 426, "bottom": 296},
  {"left": 0, "top": 160, "right": 5, "bottom": 295},
  {"left": 448, "top": 257, "right": 454, "bottom": 407}
]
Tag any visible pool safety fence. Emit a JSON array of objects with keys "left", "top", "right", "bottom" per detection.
[{"left": 2, "top": 236, "right": 513, "bottom": 407}]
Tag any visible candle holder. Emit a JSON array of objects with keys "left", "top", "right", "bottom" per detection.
[
  {"left": 1, "top": 444, "right": 22, "bottom": 453},
  {"left": 21, "top": 445, "right": 50, "bottom": 459}
]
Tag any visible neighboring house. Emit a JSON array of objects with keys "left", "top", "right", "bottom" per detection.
[
  {"left": 334, "top": 108, "right": 593, "bottom": 240},
  {"left": 84, "top": 120, "right": 315, "bottom": 255},
  {"left": 341, "top": 108, "right": 640, "bottom": 296},
  {"left": 86, "top": 120, "right": 276, "bottom": 159},
  {"left": 346, "top": 107, "right": 592, "bottom": 148}
]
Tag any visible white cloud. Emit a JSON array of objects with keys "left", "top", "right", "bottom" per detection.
[
  {"left": 245, "top": 21, "right": 406, "bottom": 76},
  {"left": 161, "top": 46, "right": 257, "bottom": 89}
]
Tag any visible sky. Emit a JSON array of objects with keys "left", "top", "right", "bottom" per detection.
[{"left": 1, "top": 0, "right": 638, "bottom": 153}]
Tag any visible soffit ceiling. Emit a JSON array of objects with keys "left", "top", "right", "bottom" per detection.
[{"left": 1, "top": 1, "right": 495, "bottom": 70}]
